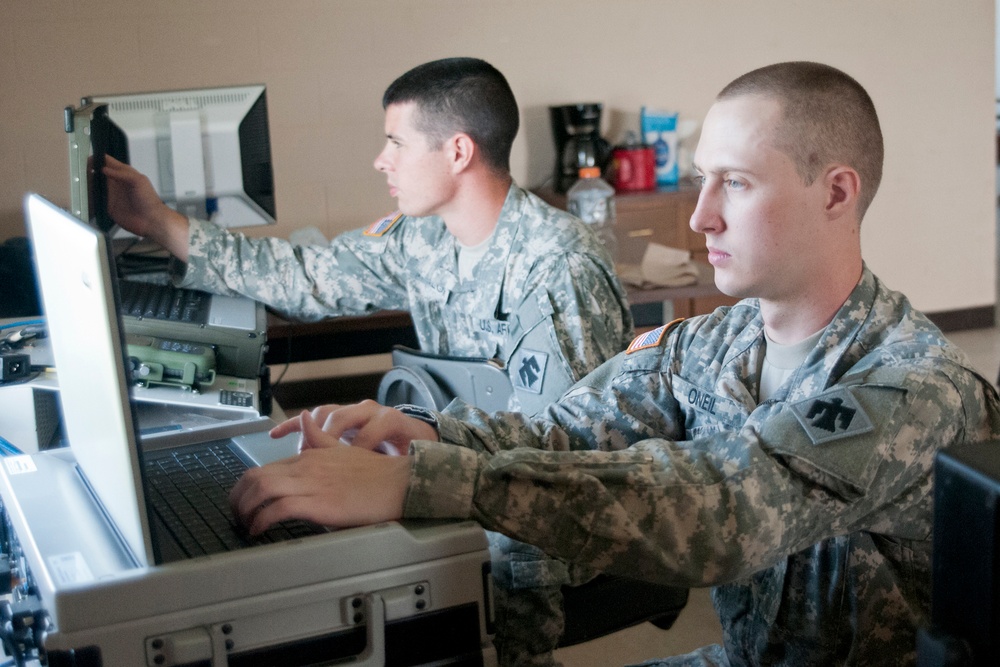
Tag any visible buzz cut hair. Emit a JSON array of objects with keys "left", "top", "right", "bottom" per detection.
[
  {"left": 382, "top": 57, "right": 519, "bottom": 175},
  {"left": 718, "top": 61, "right": 884, "bottom": 221}
]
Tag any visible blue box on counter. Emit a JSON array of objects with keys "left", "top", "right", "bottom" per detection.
[{"left": 641, "top": 107, "right": 678, "bottom": 185}]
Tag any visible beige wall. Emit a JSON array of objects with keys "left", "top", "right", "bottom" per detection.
[{"left": 1, "top": 0, "right": 995, "bottom": 313}]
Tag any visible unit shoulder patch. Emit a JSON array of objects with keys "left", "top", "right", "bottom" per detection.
[
  {"left": 363, "top": 211, "right": 403, "bottom": 237},
  {"left": 626, "top": 318, "right": 684, "bottom": 354},
  {"left": 789, "top": 387, "right": 875, "bottom": 445},
  {"left": 511, "top": 349, "right": 548, "bottom": 394}
]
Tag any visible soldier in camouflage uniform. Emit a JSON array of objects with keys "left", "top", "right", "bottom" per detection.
[
  {"left": 172, "top": 183, "right": 631, "bottom": 416},
  {"left": 398, "top": 262, "right": 1000, "bottom": 666},
  {"left": 106, "top": 58, "right": 631, "bottom": 666},
  {"left": 104, "top": 58, "right": 632, "bottom": 415},
  {"left": 230, "top": 61, "right": 1000, "bottom": 666}
]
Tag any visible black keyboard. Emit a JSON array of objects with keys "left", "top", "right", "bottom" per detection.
[
  {"left": 119, "top": 280, "right": 211, "bottom": 325},
  {"left": 145, "top": 442, "right": 324, "bottom": 557}
]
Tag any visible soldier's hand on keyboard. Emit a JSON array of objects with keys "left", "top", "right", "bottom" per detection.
[
  {"left": 337, "top": 428, "right": 401, "bottom": 456},
  {"left": 231, "top": 410, "right": 411, "bottom": 533},
  {"left": 270, "top": 400, "right": 437, "bottom": 455}
]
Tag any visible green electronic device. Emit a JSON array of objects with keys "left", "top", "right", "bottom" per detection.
[{"left": 126, "top": 335, "right": 216, "bottom": 390}]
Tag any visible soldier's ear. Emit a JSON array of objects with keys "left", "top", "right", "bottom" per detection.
[
  {"left": 445, "top": 133, "right": 475, "bottom": 174},
  {"left": 824, "top": 165, "right": 860, "bottom": 221}
]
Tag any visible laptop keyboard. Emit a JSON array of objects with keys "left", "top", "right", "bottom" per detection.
[
  {"left": 119, "top": 280, "right": 211, "bottom": 325},
  {"left": 145, "top": 442, "right": 324, "bottom": 557}
]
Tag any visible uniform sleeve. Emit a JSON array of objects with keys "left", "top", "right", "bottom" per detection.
[
  {"left": 172, "top": 217, "right": 411, "bottom": 321},
  {"left": 506, "top": 251, "right": 633, "bottom": 414},
  {"left": 404, "top": 359, "right": 993, "bottom": 588}
]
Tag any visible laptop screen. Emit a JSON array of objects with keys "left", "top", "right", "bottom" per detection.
[{"left": 24, "top": 193, "right": 156, "bottom": 566}]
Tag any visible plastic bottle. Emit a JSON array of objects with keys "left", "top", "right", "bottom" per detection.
[{"left": 566, "top": 166, "right": 618, "bottom": 259}]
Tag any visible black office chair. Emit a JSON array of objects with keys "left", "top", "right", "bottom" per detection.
[
  {"left": 559, "top": 576, "right": 689, "bottom": 647},
  {"left": 377, "top": 346, "right": 690, "bottom": 646}
]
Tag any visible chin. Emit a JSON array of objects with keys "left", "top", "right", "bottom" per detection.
[
  {"left": 397, "top": 203, "right": 429, "bottom": 218},
  {"left": 714, "top": 275, "right": 751, "bottom": 300}
]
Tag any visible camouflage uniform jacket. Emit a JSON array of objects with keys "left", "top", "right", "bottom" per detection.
[
  {"left": 171, "top": 183, "right": 634, "bottom": 413},
  {"left": 403, "top": 266, "right": 1000, "bottom": 666}
]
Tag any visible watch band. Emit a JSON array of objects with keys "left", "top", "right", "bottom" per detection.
[{"left": 395, "top": 404, "right": 440, "bottom": 433}]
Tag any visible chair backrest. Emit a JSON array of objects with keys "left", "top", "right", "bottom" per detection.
[{"left": 377, "top": 346, "right": 514, "bottom": 413}]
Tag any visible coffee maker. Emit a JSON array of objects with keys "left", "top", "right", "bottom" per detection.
[{"left": 549, "top": 103, "right": 612, "bottom": 193}]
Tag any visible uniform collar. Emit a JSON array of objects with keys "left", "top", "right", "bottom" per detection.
[
  {"left": 447, "top": 183, "right": 526, "bottom": 317},
  {"left": 773, "top": 265, "right": 877, "bottom": 403},
  {"left": 716, "top": 266, "right": 875, "bottom": 406}
]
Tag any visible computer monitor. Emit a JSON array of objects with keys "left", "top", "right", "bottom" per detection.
[
  {"left": 917, "top": 440, "right": 1000, "bottom": 666},
  {"left": 70, "top": 84, "right": 276, "bottom": 230},
  {"left": 65, "top": 102, "right": 116, "bottom": 233}
]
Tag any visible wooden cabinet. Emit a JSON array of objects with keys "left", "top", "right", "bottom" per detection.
[{"left": 533, "top": 184, "right": 737, "bottom": 318}]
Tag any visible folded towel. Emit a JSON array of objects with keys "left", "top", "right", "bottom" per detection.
[{"left": 618, "top": 242, "right": 699, "bottom": 288}]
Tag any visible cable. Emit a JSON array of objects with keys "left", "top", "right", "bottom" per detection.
[
  {"left": 0, "top": 436, "right": 23, "bottom": 457},
  {"left": 0, "top": 320, "right": 44, "bottom": 333}
]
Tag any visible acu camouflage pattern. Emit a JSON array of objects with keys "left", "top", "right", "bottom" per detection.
[
  {"left": 171, "top": 182, "right": 630, "bottom": 664},
  {"left": 173, "top": 183, "right": 634, "bottom": 414},
  {"left": 404, "top": 265, "right": 1000, "bottom": 666}
]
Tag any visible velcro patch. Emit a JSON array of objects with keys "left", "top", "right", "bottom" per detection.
[
  {"left": 626, "top": 318, "right": 683, "bottom": 354},
  {"left": 363, "top": 211, "right": 403, "bottom": 237},
  {"left": 511, "top": 349, "right": 548, "bottom": 394},
  {"left": 789, "top": 387, "right": 874, "bottom": 445}
]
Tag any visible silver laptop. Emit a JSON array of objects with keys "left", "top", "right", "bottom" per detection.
[
  {"left": 24, "top": 192, "right": 317, "bottom": 566},
  {"left": 12, "top": 196, "right": 493, "bottom": 663}
]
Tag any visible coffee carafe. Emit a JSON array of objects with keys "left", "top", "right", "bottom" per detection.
[{"left": 549, "top": 104, "right": 612, "bottom": 193}]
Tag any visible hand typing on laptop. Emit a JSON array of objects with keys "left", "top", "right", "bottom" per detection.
[
  {"left": 277, "top": 401, "right": 437, "bottom": 453},
  {"left": 229, "top": 402, "right": 432, "bottom": 535}
]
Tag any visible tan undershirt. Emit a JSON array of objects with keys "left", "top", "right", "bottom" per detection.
[{"left": 759, "top": 328, "right": 824, "bottom": 402}]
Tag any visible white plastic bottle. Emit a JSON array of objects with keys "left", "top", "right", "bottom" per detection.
[{"left": 566, "top": 166, "right": 618, "bottom": 260}]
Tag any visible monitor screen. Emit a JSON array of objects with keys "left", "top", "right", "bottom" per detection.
[
  {"left": 79, "top": 84, "right": 276, "bottom": 229},
  {"left": 918, "top": 441, "right": 1000, "bottom": 666}
]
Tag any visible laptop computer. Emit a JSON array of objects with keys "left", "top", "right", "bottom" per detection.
[
  {"left": 24, "top": 191, "right": 317, "bottom": 566},
  {"left": 12, "top": 192, "right": 493, "bottom": 663}
]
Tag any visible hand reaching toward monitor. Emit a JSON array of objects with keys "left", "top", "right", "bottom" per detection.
[
  {"left": 103, "top": 155, "right": 191, "bottom": 260},
  {"left": 230, "top": 410, "right": 412, "bottom": 534}
]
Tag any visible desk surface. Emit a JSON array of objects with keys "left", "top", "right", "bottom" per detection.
[
  {"left": 267, "top": 309, "right": 414, "bottom": 340},
  {"left": 265, "top": 262, "right": 720, "bottom": 365},
  {"left": 265, "top": 309, "right": 419, "bottom": 365}
]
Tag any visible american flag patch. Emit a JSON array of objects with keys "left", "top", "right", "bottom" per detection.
[
  {"left": 626, "top": 318, "right": 683, "bottom": 354},
  {"left": 363, "top": 212, "right": 403, "bottom": 237}
]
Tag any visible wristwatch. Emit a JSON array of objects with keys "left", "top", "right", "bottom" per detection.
[{"left": 395, "top": 404, "right": 440, "bottom": 434}]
